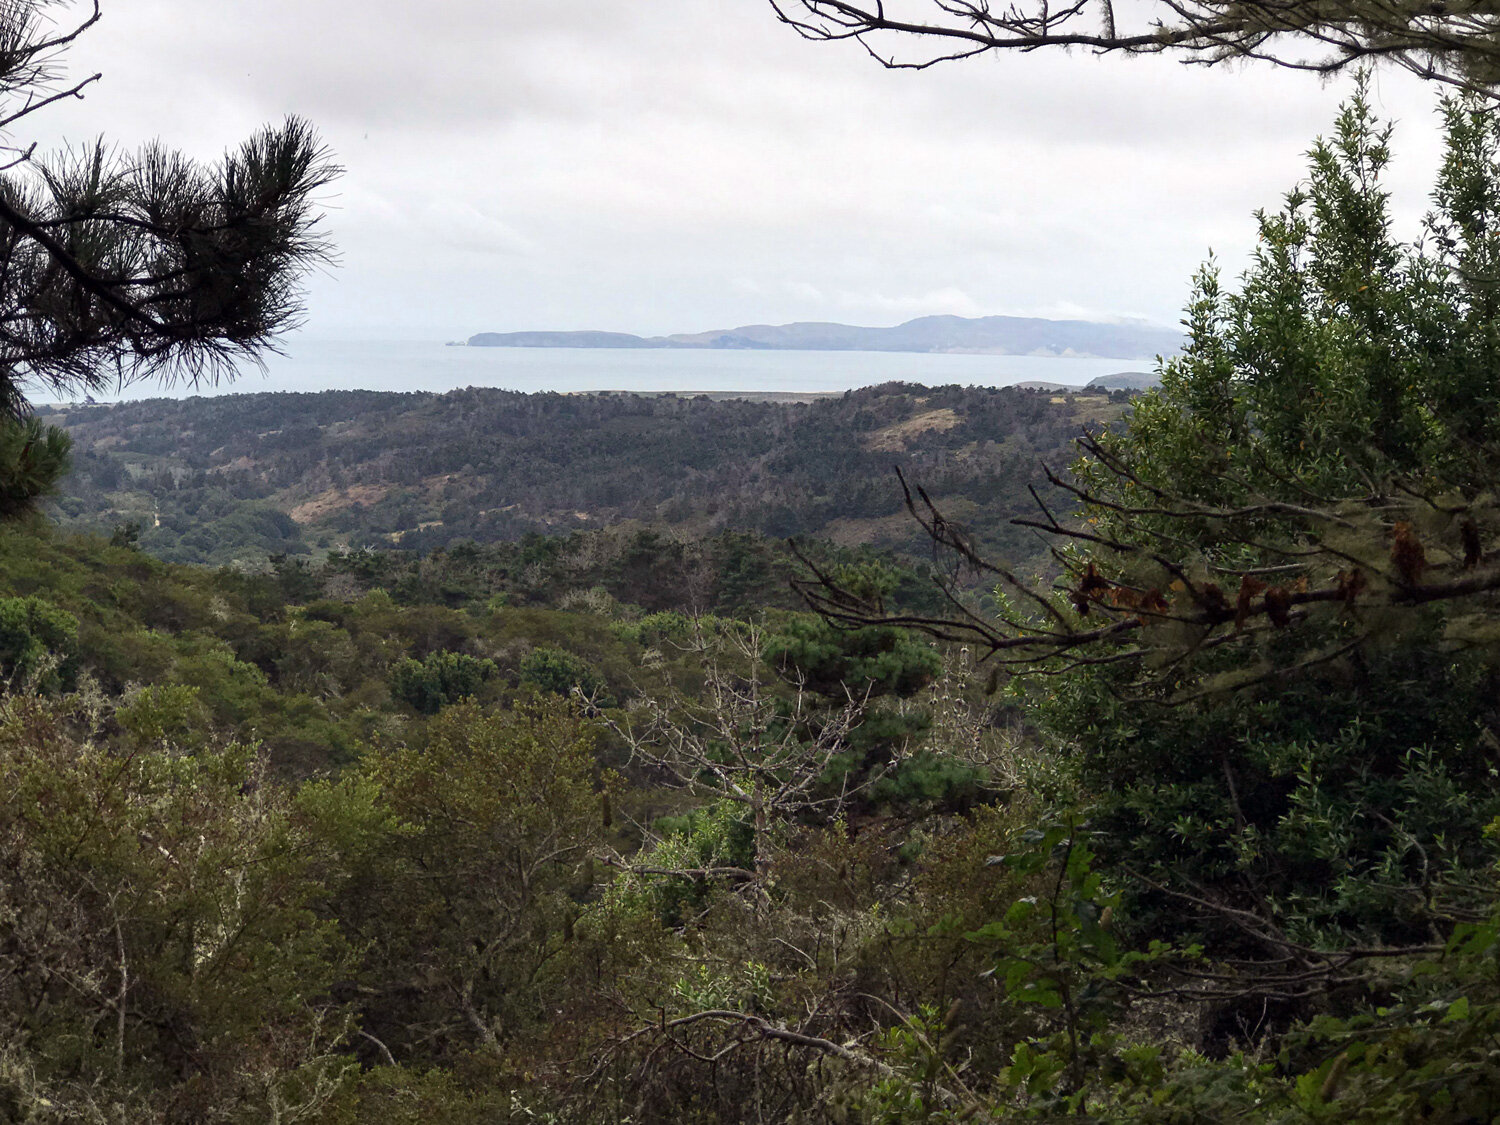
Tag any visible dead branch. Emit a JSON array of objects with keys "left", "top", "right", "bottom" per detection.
[{"left": 791, "top": 454, "right": 1500, "bottom": 693}]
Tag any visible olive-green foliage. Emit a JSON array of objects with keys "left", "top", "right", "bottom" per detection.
[
  {"left": 316, "top": 1063, "right": 520, "bottom": 1125},
  {"left": 44, "top": 385, "right": 1088, "bottom": 573},
  {"left": 761, "top": 613, "right": 988, "bottom": 813},
  {"left": 871, "top": 749, "right": 985, "bottom": 811},
  {"left": 0, "top": 525, "right": 697, "bottom": 774},
  {"left": 764, "top": 615, "right": 941, "bottom": 699},
  {"left": 1043, "top": 642, "right": 1500, "bottom": 943},
  {"left": 611, "top": 608, "right": 697, "bottom": 646},
  {"left": 1039, "top": 86, "right": 1500, "bottom": 942},
  {"left": 0, "top": 692, "right": 357, "bottom": 1123},
  {"left": 653, "top": 803, "right": 758, "bottom": 871},
  {"left": 1109, "top": 88, "right": 1500, "bottom": 505},
  {"left": 0, "top": 594, "right": 78, "bottom": 692},
  {"left": 351, "top": 698, "right": 613, "bottom": 1057},
  {"left": 830, "top": 86, "right": 1500, "bottom": 1125},
  {"left": 389, "top": 649, "right": 496, "bottom": 714},
  {"left": 0, "top": 482, "right": 1037, "bottom": 1123},
  {"left": 626, "top": 802, "right": 757, "bottom": 926},
  {"left": 959, "top": 867, "right": 1500, "bottom": 1123},
  {"left": 517, "top": 645, "right": 614, "bottom": 707},
  {"left": 116, "top": 682, "right": 211, "bottom": 750},
  {"left": 1268, "top": 907, "right": 1500, "bottom": 1124}
]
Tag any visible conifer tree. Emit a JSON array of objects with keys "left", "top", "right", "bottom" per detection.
[{"left": 0, "top": 2, "right": 337, "bottom": 516}]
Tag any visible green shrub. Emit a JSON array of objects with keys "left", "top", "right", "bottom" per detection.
[
  {"left": 389, "top": 650, "right": 497, "bottom": 714},
  {"left": 517, "top": 645, "right": 615, "bottom": 708},
  {"left": 623, "top": 801, "right": 757, "bottom": 927},
  {"left": 0, "top": 595, "right": 79, "bottom": 692},
  {"left": 117, "top": 683, "right": 210, "bottom": 751}
]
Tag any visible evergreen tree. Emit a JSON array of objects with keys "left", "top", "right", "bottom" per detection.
[
  {"left": 801, "top": 84, "right": 1500, "bottom": 943},
  {"left": 0, "top": 2, "right": 337, "bottom": 515}
]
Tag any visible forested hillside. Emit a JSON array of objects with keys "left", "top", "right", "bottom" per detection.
[
  {"left": 38, "top": 383, "right": 1123, "bottom": 568},
  {"left": 12, "top": 18, "right": 1500, "bottom": 1125},
  {"left": 0, "top": 516, "right": 1014, "bottom": 1121}
]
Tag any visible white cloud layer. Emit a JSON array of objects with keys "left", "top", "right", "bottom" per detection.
[{"left": 23, "top": 1, "right": 1450, "bottom": 340}]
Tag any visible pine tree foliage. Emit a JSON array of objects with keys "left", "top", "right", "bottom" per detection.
[
  {"left": 0, "top": 1, "right": 337, "bottom": 517},
  {"left": 0, "top": 414, "right": 66, "bottom": 518}
]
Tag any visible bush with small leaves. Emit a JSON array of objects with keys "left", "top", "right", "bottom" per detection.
[
  {"left": 389, "top": 650, "right": 496, "bottom": 714},
  {"left": 0, "top": 595, "right": 78, "bottom": 692},
  {"left": 518, "top": 645, "right": 615, "bottom": 708}
]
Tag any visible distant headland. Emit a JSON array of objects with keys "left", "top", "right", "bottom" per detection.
[{"left": 465, "top": 313, "right": 1180, "bottom": 361}]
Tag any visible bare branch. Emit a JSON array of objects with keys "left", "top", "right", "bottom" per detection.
[{"left": 768, "top": 0, "right": 1500, "bottom": 97}]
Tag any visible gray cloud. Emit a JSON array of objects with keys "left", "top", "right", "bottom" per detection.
[{"left": 25, "top": 1, "right": 1448, "bottom": 340}]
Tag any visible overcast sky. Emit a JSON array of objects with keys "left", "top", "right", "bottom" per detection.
[{"left": 29, "top": 1, "right": 1448, "bottom": 341}]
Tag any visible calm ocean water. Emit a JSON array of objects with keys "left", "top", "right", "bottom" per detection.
[{"left": 43, "top": 338, "right": 1160, "bottom": 403}]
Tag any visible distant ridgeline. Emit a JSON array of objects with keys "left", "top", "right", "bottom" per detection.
[
  {"left": 38, "top": 382, "right": 1139, "bottom": 569},
  {"left": 468, "top": 313, "right": 1181, "bottom": 360}
]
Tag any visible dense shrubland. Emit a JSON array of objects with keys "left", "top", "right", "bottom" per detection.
[
  {"left": 38, "top": 382, "right": 1116, "bottom": 570},
  {"left": 8, "top": 87, "right": 1500, "bottom": 1125},
  {"left": 0, "top": 517, "right": 1015, "bottom": 1122}
]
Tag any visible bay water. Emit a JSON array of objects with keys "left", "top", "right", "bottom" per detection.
[{"left": 45, "top": 338, "right": 1159, "bottom": 403}]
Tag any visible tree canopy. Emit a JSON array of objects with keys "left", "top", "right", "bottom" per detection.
[{"left": 801, "top": 82, "right": 1500, "bottom": 689}]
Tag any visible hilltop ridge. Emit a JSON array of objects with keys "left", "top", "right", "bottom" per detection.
[
  {"left": 39, "top": 381, "right": 1131, "bottom": 568},
  {"left": 468, "top": 312, "right": 1180, "bottom": 360}
]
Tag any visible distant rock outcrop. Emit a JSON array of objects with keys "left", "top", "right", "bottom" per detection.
[{"left": 468, "top": 314, "right": 1181, "bottom": 361}]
